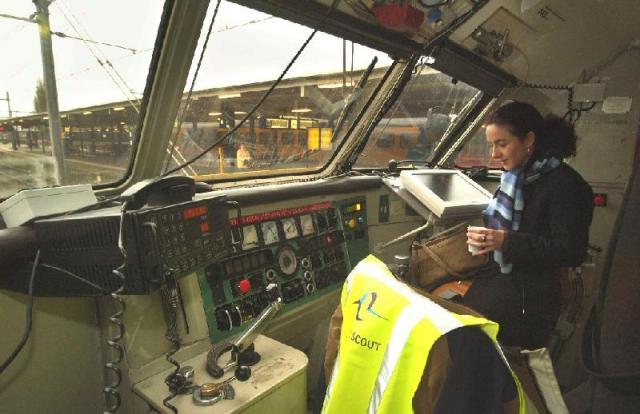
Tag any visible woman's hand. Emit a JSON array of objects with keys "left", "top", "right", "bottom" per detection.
[{"left": 466, "top": 226, "right": 507, "bottom": 256}]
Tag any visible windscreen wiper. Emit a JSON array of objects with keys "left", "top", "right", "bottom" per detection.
[{"left": 387, "top": 159, "right": 438, "bottom": 173}]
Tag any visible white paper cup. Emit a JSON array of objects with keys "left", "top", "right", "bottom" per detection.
[{"left": 468, "top": 243, "right": 481, "bottom": 254}]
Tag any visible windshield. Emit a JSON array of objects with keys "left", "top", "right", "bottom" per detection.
[
  {"left": 0, "top": 0, "right": 163, "bottom": 199},
  {"left": 354, "top": 60, "right": 481, "bottom": 169},
  {"left": 454, "top": 125, "right": 502, "bottom": 169},
  {"left": 161, "top": 2, "right": 392, "bottom": 179}
]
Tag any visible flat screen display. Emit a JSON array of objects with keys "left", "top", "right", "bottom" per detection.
[
  {"left": 399, "top": 169, "right": 491, "bottom": 218},
  {"left": 412, "top": 172, "right": 487, "bottom": 202}
]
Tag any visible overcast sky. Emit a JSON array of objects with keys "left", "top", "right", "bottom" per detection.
[{"left": 0, "top": 0, "right": 392, "bottom": 117}]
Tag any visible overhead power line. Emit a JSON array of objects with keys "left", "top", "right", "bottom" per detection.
[
  {"left": 0, "top": 13, "right": 36, "bottom": 24},
  {"left": 50, "top": 30, "right": 143, "bottom": 54},
  {"left": 0, "top": 13, "right": 142, "bottom": 54},
  {"left": 54, "top": 0, "right": 141, "bottom": 112},
  {"left": 214, "top": 16, "right": 274, "bottom": 33}
]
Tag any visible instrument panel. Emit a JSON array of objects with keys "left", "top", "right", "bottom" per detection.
[
  {"left": 197, "top": 197, "right": 369, "bottom": 341},
  {"left": 34, "top": 196, "right": 235, "bottom": 295}
]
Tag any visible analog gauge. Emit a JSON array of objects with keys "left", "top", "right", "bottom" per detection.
[
  {"left": 277, "top": 246, "right": 298, "bottom": 276},
  {"left": 282, "top": 217, "right": 299, "bottom": 240},
  {"left": 261, "top": 221, "right": 280, "bottom": 245},
  {"left": 300, "top": 214, "right": 315, "bottom": 236},
  {"left": 242, "top": 225, "right": 259, "bottom": 250}
]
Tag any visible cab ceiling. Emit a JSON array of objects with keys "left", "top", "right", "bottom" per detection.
[
  {"left": 232, "top": 0, "right": 640, "bottom": 90},
  {"left": 230, "top": 0, "right": 517, "bottom": 95},
  {"left": 450, "top": 0, "right": 640, "bottom": 86}
]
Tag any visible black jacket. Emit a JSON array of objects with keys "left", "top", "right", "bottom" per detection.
[{"left": 465, "top": 162, "right": 593, "bottom": 348}]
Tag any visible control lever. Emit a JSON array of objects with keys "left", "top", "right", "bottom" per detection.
[
  {"left": 390, "top": 254, "right": 410, "bottom": 280},
  {"left": 165, "top": 365, "right": 197, "bottom": 396},
  {"left": 206, "top": 284, "right": 283, "bottom": 378}
]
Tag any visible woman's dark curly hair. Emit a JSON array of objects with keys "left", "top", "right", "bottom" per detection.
[{"left": 486, "top": 101, "right": 577, "bottom": 159}]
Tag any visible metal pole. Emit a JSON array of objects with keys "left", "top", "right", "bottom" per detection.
[
  {"left": 34, "top": 0, "right": 66, "bottom": 184},
  {"left": 5, "top": 92, "right": 12, "bottom": 117}
]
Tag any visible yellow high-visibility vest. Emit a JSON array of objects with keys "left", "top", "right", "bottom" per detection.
[{"left": 322, "top": 255, "right": 527, "bottom": 414}]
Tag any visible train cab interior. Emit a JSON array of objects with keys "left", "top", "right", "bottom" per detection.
[{"left": 1, "top": 0, "right": 639, "bottom": 412}]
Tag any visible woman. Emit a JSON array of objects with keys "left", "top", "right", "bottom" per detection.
[
  {"left": 464, "top": 101, "right": 593, "bottom": 349},
  {"left": 236, "top": 143, "right": 252, "bottom": 168}
]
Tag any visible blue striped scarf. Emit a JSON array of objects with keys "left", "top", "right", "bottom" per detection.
[{"left": 485, "top": 157, "right": 561, "bottom": 273}]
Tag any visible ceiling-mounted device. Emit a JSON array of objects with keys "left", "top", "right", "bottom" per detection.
[
  {"left": 471, "top": 26, "right": 513, "bottom": 62},
  {"left": 372, "top": 1, "right": 425, "bottom": 32}
]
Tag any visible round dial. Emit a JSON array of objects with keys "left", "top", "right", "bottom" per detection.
[
  {"left": 277, "top": 246, "right": 298, "bottom": 276},
  {"left": 261, "top": 221, "right": 279, "bottom": 245},
  {"left": 242, "top": 225, "right": 259, "bottom": 250},
  {"left": 282, "top": 217, "right": 299, "bottom": 240},
  {"left": 300, "top": 214, "right": 315, "bottom": 236}
]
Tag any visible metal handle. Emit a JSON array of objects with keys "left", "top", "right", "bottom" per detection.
[{"left": 233, "top": 290, "right": 282, "bottom": 352}]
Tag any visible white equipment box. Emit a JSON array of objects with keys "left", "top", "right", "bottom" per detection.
[
  {"left": 0, "top": 184, "right": 97, "bottom": 227},
  {"left": 399, "top": 169, "right": 492, "bottom": 218}
]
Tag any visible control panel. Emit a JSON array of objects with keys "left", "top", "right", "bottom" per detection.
[
  {"left": 197, "top": 197, "right": 369, "bottom": 341},
  {"left": 35, "top": 196, "right": 235, "bottom": 295},
  {"left": 152, "top": 201, "right": 233, "bottom": 278}
]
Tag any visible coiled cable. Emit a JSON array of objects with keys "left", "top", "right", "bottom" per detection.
[
  {"left": 517, "top": 82, "right": 584, "bottom": 124},
  {"left": 103, "top": 202, "right": 129, "bottom": 413},
  {"left": 161, "top": 276, "right": 186, "bottom": 414}
]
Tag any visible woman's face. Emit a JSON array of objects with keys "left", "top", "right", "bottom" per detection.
[{"left": 486, "top": 124, "right": 535, "bottom": 170}]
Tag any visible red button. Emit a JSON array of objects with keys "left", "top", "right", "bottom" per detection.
[
  {"left": 593, "top": 194, "right": 606, "bottom": 207},
  {"left": 238, "top": 279, "right": 251, "bottom": 294}
]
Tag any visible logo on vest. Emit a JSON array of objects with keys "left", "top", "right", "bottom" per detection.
[
  {"left": 353, "top": 291, "right": 387, "bottom": 321},
  {"left": 349, "top": 331, "right": 382, "bottom": 351}
]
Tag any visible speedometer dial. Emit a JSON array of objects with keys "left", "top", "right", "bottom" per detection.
[
  {"left": 261, "top": 221, "right": 279, "bottom": 245},
  {"left": 300, "top": 214, "right": 315, "bottom": 236},
  {"left": 282, "top": 217, "right": 299, "bottom": 240},
  {"left": 242, "top": 225, "right": 259, "bottom": 250},
  {"left": 277, "top": 246, "right": 297, "bottom": 276}
]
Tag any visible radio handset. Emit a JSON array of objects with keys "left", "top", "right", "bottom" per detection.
[{"left": 120, "top": 176, "right": 196, "bottom": 210}]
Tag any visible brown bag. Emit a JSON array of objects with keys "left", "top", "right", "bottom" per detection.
[{"left": 408, "top": 222, "right": 489, "bottom": 290}]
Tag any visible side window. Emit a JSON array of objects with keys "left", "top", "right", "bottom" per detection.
[
  {"left": 281, "top": 132, "right": 294, "bottom": 145},
  {"left": 258, "top": 132, "right": 270, "bottom": 145},
  {"left": 355, "top": 63, "right": 480, "bottom": 169},
  {"left": 297, "top": 132, "right": 307, "bottom": 147},
  {"left": 376, "top": 135, "right": 394, "bottom": 149},
  {"left": 0, "top": 1, "right": 164, "bottom": 198},
  {"left": 399, "top": 134, "right": 415, "bottom": 149},
  {"left": 455, "top": 126, "right": 502, "bottom": 168}
]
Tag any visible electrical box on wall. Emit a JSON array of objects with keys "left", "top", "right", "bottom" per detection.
[{"left": 573, "top": 83, "right": 606, "bottom": 103}]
